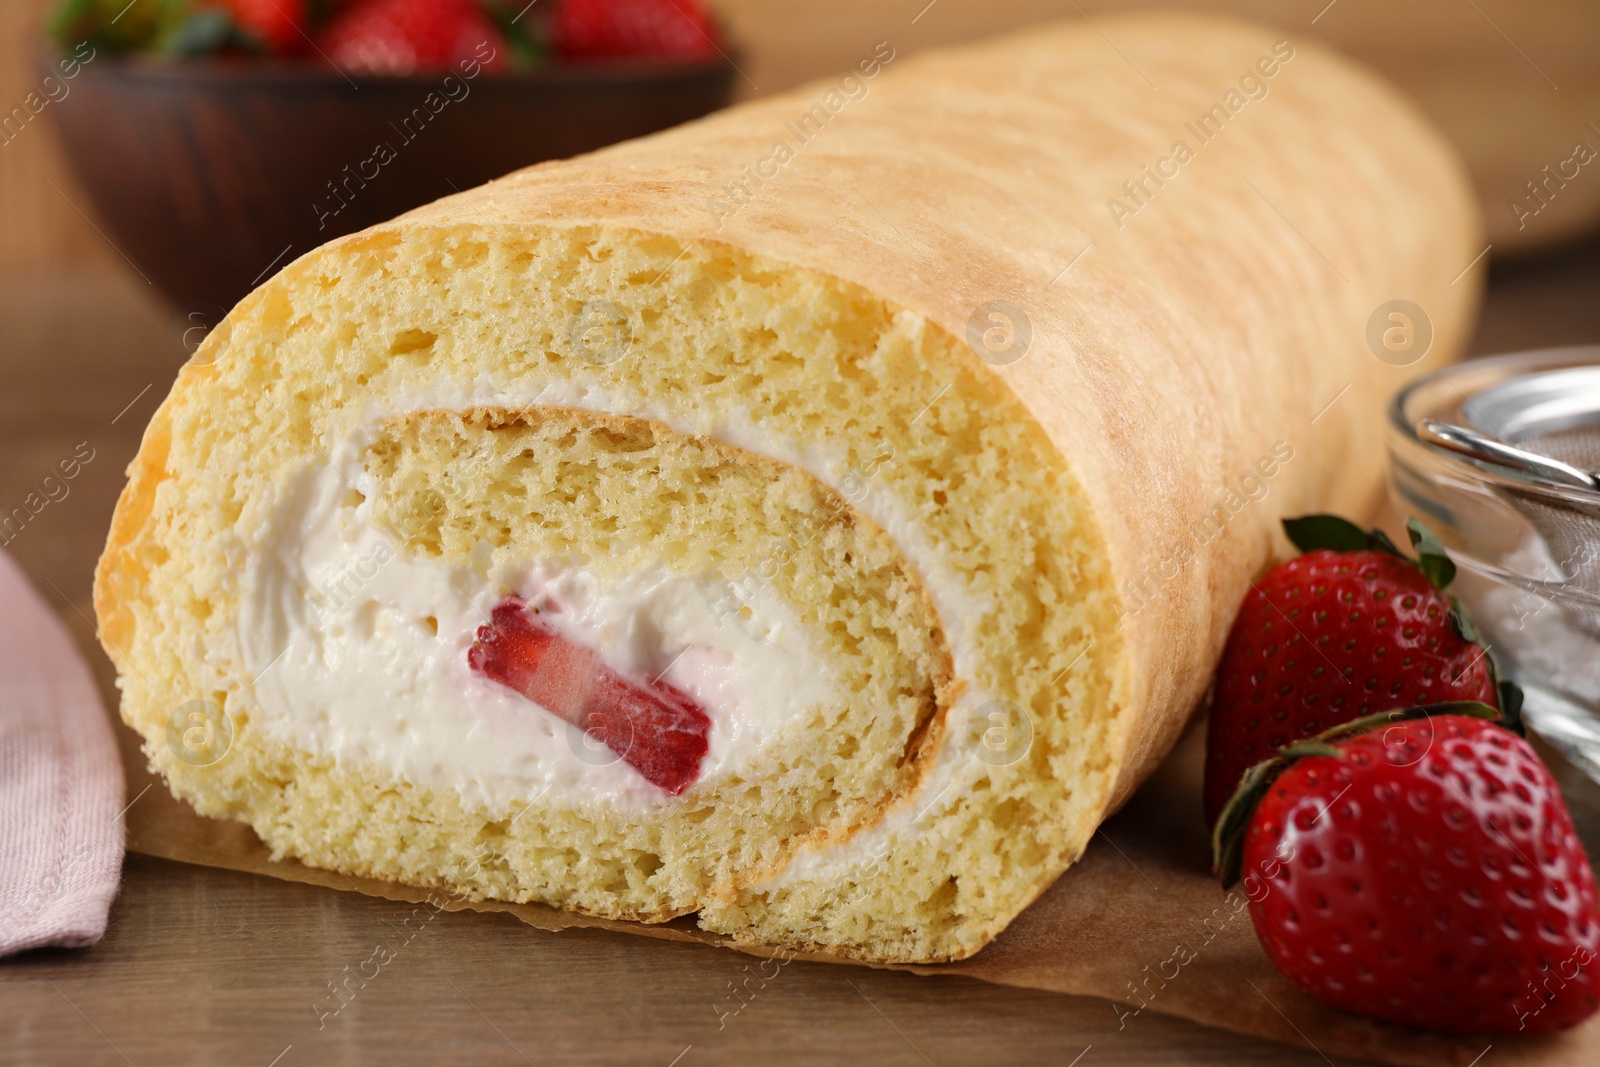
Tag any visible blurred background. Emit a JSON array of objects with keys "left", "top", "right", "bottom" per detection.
[
  {"left": 5, "top": 0, "right": 1600, "bottom": 281},
  {"left": 4, "top": 6, "right": 1600, "bottom": 1062},
  {"left": 2, "top": 0, "right": 1599, "bottom": 614}
]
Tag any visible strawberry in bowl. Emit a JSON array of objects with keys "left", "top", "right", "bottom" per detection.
[
  {"left": 205, "top": 0, "right": 310, "bottom": 54},
  {"left": 550, "top": 0, "right": 722, "bottom": 61},
  {"left": 53, "top": 0, "right": 727, "bottom": 67},
  {"left": 320, "top": 0, "right": 510, "bottom": 74},
  {"left": 42, "top": 0, "right": 736, "bottom": 311}
]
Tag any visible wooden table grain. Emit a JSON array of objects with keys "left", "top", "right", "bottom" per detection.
[{"left": 2, "top": 244, "right": 1599, "bottom": 1066}]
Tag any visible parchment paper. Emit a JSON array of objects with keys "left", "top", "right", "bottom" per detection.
[{"left": 63, "top": 570, "right": 1600, "bottom": 1067}]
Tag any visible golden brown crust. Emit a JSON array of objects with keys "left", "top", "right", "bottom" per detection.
[
  {"left": 94, "top": 11, "right": 1480, "bottom": 961},
  {"left": 376, "top": 11, "right": 1481, "bottom": 811},
  {"left": 94, "top": 402, "right": 171, "bottom": 675}
]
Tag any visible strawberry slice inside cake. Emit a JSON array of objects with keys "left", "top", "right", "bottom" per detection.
[
  {"left": 468, "top": 597, "right": 711, "bottom": 795},
  {"left": 215, "top": 404, "right": 954, "bottom": 928}
]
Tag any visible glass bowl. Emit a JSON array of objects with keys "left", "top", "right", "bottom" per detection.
[{"left": 1389, "top": 346, "right": 1600, "bottom": 783}]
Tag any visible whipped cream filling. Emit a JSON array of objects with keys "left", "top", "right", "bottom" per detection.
[
  {"left": 239, "top": 438, "right": 837, "bottom": 811},
  {"left": 347, "top": 367, "right": 1003, "bottom": 886}
]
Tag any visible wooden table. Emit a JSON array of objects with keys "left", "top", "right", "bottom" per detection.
[{"left": 2, "top": 242, "right": 1599, "bottom": 1065}]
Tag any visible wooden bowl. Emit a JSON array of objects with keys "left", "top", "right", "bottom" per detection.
[{"left": 44, "top": 54, "right": 736, "bottom": 314}]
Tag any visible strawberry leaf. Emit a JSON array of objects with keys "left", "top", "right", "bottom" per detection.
[
  {"left": 1447, "top": 598, "right": 1481, "bottom": 644},
  {"left": 1405, "top": 517, "right": 1457, "bottom": 590},
  {"left": 50, "top": 0, "right": 167, "bottom": 52},
  {"left": 1366, "top": 528, "right": 1404, "bottom": 558},
  {"left": 48, "top": 0, "right": 99, "bottom": 44},
  {"left": 484, "top": 0, "right": 548, "bottom": 67},
  {"left": 1283, "top": 514, "right": 1369, "bottom": 553},
  {"left": 1212, "top": 748, "right": 1283, "bottom": 888},
  {"left": 1282, "top": 514, "right": 1407, "bottom": 559},
  {"left": 1497, "top": 676, "right": 1525, "bottom": 735},
  {"left": 1212, "top": 700, "right": 1502, "bottom": 887},
  {"left": 1443, "top": 590, "right": 1517, "bottom": 735},
  {"left": 160, "top": 8, "right": 234, "bottom": 55}
]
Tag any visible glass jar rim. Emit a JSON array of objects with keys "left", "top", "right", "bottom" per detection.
[{"left": 1390, "top": 345, "right": 1600, "bottom": 508}]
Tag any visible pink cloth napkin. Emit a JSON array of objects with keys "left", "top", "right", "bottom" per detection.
[{"left": 0, "top": 551, "right": 124, "bottom": 956}]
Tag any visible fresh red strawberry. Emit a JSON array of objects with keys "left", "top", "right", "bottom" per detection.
[
  {"left": 1214, "top": 705, "right": 1600, "bottom": 1034},
  {"left": 213, "top": 0, "right": 309, "bottom": 53},
  {"left": 320, "top": 0, "right": 507, "bottom": 74},
  {"left": 468, "top": 597, "right": 710, "bottom": 794},
  {"left": 550, "top": 0, "right": 720, "bottom": 61},
  {"left": 1203, "top": 515, "right": 1514, "bottom": 826}
]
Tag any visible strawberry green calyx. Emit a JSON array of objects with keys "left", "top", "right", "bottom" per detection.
[
  {"left": 1403, "top": 518, "right": 1526, "bottom": 734},
  {"left": 1497, "top": 677, "right": 1525, "bottom": 732},
  {"left": 1211, "top": 700, "right": 1502, "bottom": 888},
  {"left": 1280, "top": 513, "right": 1525, "bottom": 734},
  {"left": 1280, "top": 513, "right": 1451, "bottom": 589},
  {"left": 1404, "top": 517, "right": 1457, "bottom": 590},
  {"left": 1281, "top": 513, "right": 1380, "bottom": 555}
]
